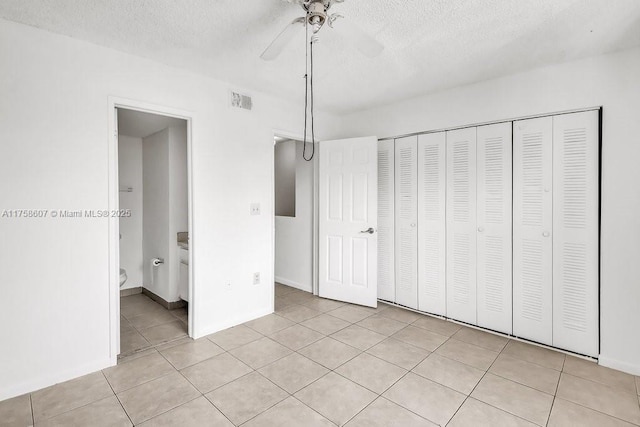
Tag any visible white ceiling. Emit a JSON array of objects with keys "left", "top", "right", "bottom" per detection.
[
  {"left": 117, "top": 108, "right": 186, "bottom": 139},
  {"left": 2, "top": 0, "right": 640, "bottom": 113}
]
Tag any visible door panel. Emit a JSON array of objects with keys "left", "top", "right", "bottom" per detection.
[
  {"left": 513, "top": 117, "right": 553, "bottom": 345},
  {"left": 377, "top": 140, "right": 395, "bottom": 302},
  {"left": 319, "top": 137, "right": 378, "bottom": 307},
  {"left": 446, "top": 127, "right": 477, "bottom": 324},
  {"left": 552, "top": 111, "right": 599, "bottom": 357},
  {"left": 395, "top": 136, "right": 418, "bottom": 309},
  {"left": 477, "top": 123, "right": 513, "bottom": 334},
  {"left": 417, "top": 132, "right": 446, "bottom": 315}
]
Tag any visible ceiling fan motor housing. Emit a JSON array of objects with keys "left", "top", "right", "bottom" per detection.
[{"left": 307, "top": 1, "right": 328, "bottom": 32}]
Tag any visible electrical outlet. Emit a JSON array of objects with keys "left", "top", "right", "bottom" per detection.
[
  {"left": 253, "top": 272, "right": 260, "bottom": 285},
  {"left": 250, "top": 203, "right": 261, "bottom": 216},
  {"left": 226, "top": 282, "right": 232, "bottom": 291}
]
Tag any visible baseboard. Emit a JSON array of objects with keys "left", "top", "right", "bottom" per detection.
[
  {"left": 141, "top": 288, "right": 186, "bottom": 310},
  {"left": 120, "top": 287, "right": 142, "bottom": 297},
  {"left": 0, "top": 357, "right": 114, "bottom": 402},
  {"left": 275, "top": 276, "right": 312, "bottom": 293},
  {"left": 598, "top": 354, "right": 640, "bottom": 376},
  {"left": 193, "top": 307, "right": 273, "bottom": 340}
]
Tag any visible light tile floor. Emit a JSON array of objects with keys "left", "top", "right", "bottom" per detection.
[
  {"left": 2, "top": 284, "right": 639, "bottom": 426},
  {"left": 119, "top": 294, "right": 188, "bottom": 356}
]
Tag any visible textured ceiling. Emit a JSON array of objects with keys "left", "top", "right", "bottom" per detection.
[
  {"left": 117, "top": 108, "right": 186, "bottom": 139},
  {"left": 2, "top": 0, "right": 640, "bottom": 113}
]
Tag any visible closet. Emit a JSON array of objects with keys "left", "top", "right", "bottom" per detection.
[{"left": 378, "top": 109, "right": 600, "bottom": 357}]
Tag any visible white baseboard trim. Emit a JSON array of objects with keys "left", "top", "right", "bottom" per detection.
[
  {"left": 0, "top": 357, "right": 114, "bottom": 401},
  {"left": 192, "top": 307, "right": 273, "bottom": 340},
  {"left": 275, "top": 276, "right": 312, "bottom": 293},
  {"left": 598, "top": 355, "right": 640, "bottom": 376}
]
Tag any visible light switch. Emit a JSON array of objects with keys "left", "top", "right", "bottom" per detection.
[{"left": 250, "top": 203, "right": 261, "bottom": 215}]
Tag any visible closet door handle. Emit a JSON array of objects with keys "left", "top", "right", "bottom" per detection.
[
  {"left": 360, "top": 227, "right": 375, "bottom": 234},
  {"left": 410, "top": 223, "right": 416, "bottom": 228},
  {"left": 542, "top": 231, "right": 550, "bottom": 237},
  {"left": 478, "top": 226, "right": 485, "bottom": 232}
]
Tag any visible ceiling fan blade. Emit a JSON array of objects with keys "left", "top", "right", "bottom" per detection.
[
  {"left": 260, "top": 17, "right": 306, "bottom": 61},
  {"left": 334, "top": 18, "right": 384, "bottom": 58}
]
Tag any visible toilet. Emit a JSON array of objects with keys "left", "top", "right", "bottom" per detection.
[{"left": 119, "top": 268, "right": 127, "bottom": 287}]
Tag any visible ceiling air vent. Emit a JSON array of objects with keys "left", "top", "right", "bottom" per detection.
[{"left": 230, "top": 91, "right": 252, "bottom": 111}]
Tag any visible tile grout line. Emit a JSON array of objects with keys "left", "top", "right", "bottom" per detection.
[
  {"left": 29, "top": 393, "right": 34, "bottom": 427},
  {"left": 100, "top": 370, "right": 135, "bottom": 427}
]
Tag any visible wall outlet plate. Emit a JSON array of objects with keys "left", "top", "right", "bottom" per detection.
[
  {"left": 250, "top": 203, "right": 261, "bottom": 215},
  {"left": 253, "top": 272, "right": 260, "bottom": 285}
]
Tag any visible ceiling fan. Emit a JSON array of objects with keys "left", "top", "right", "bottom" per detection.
[{"left": 260, "top": 0, "right": 384, "bottom": 61}]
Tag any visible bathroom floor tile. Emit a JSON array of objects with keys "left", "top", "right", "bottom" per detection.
[
  {"left": 104, "top": 352, "right": 174, "bottom": 393},
  {"left": 0, "top": 394, "right": 32, "bottom": 427},
  {"left": 345, "top": 397, "right": 437, "bottom": 427},
  {"left": 159, "top": 338, "right": 224, "bottom": 370},
  {"left": 298, "top": 337, "right": 362, "bottom": 370},
  {"left": 206, "top": 324, "right": 263, "bottom": 350},
  {"left": 300, "top": 313, "right": 350, "bottom": 335},
  {"left": 382, "top": 372, "right": 466, "bottom": 426},
  {"left": 259, "top": 353, "right": 329, "bottom": 394},
  {"left": 138, "top": 396, "right": 233, "bottom": 427},
  {"left": 180, "top": 352, "right": 253, "bottom": 393},
  {"left": 117, "top": 372, "right": 200, "bottom": 425},
  {"left": 366, "top": 338, "right": 431, "bottom": 370},
  {"left": 31, "top": 372, "right": 114, "bottom": 422},
  {"left": 471, "top": 373, "right": 554, "bottom": 426},
  {"left": 230, "top": 337, "right": 292, "bottom": 369},
  {"left": 139, "top": 320, "right": 187, "bottom": 345},
  {"left": 120, "top": 330, "right": 150, "bottom": 354},
  {"left": 243, "top": 397, "right": 334, "bottom": 427},
  {"left": 36, "top": 396, "right": 131, "bottom": 427},
  {"left": 126, "top": 309, "right": 178, "bottom": 331},
  {"left": 295, "top": 372, "right": 377, "bottom": 426},
  {"left": 205, "top": 372, "right": 288, "bottom": 425}
]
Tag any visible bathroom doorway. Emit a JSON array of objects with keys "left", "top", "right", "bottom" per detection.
[{"left": 109, "top": 100, "right": 193, "bottom": 359}]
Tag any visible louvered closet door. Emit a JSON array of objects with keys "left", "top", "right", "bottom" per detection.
[
  {"left": 446, "top": 127, "right": 477, "bottom": 324},
  {"left": 552, "top": 111, "right": 599, "bottom": 357},
  {"left": 513, "top": 117, "right": 553, "bottom": 345},
  {"left": 476, "top": 123, "right": 513, "bottom": 334},
  {"left": 417, "top": 132, "right": 446, "bottom": 315},
  {"left": 395, "top": 136, "right": 418, "bottom": 309},
  {"left": 378, "top": 140, "right": 395, "bottom": 303}
]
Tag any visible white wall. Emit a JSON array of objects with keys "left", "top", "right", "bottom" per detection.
[
  {"left": 118, "top": 135, "right": 143, "bottom": 289},
  {"left": 340, "top": 47, "right": 640, "bottom": 375},
  {"left": 142, "top": 128, "right": 171, "bottom": 300},
  {"left": 275, "top": 140, "right": 314, "bottom": 292},
  {"left": 0, "top": 18, "right": 342, "bottom": 400},
  {"left": 168, "top": 126, "right": 189, "bottom": 301}
]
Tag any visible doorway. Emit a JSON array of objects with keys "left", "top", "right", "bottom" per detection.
[
  {"left": 273, "top": 135, "right": 315, "bottom": 305},
  {"left": 108, "top": 99, "right": 194, "bottom": 360}
]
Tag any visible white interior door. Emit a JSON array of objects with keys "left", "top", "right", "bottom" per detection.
[
  {"left": 417, "top": 132, "right": 446, "bottom": 315},
  {"left": 395, "top": 136, "right": 418, "bottom": 309},
  {"left": 377, "top": 140, "right": 395, "bottom": 302},
  {"left": 319, "top": 137, "right": 378, "bottom": 307},
  {"left": 476, "top": 122, "right": 513, "bottom": 334},
  {"left": 513, "top": 117, "right": 553, "bottom": 345},
  {"left": 552, "top": 111, "right": 599, "bottom": 357},
  {"left": 446, "top": 127, "right": 477, "bottom": 325}
]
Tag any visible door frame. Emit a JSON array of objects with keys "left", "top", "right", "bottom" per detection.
[
  {"left": 272, "top": 130, "right": 320, "bottom": 298},
  {"left": 108, "top": 96, "right": 195, "bottom": 362}
]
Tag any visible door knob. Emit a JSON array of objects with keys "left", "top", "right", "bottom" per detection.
[
  {"left": 360, "top": 227, "right": 375, "bottom": 234},
  {"left": 542, "top": 231, "right": 550, "bottom": 237},
  {"left": 410, "top": 223, "right": 416, "bottom": 228},
  {"left": 478, "top": 226, "right": 485, "bottom": 232}
]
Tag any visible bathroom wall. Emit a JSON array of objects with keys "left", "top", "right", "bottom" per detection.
[
  {"left": 275, "top": 140, "right": 313, "bottom": 291},
  {"left": 142, "top": 126, "right": 187, "bottom": 302},
  {"left": 118, "top": 135, "right": 143, "bottom": 289}
]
